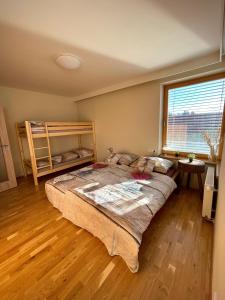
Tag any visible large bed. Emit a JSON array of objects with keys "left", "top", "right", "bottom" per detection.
[{"left": 45, "top": 163, "right": 176, "bottom": 272}]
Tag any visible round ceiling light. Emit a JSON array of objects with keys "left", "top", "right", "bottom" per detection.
[{"left": 56, "top": 54, "right": 81, "bottom": 70}]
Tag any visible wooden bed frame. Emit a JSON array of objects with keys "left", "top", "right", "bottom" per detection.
[{"left": 16, "top": 121, "right": 97, "bottom": 185}]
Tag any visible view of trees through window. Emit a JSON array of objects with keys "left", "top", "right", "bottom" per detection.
[{"left": 164, "top": 77, "right": 225, "bottom": 154}]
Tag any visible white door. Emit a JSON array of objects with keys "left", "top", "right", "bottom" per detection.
[{"left": 0, "top": 105, "right": 17, "bottom": 192}]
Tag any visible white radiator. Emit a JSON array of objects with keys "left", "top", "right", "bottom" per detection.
[{"left": 202, "top": 166, "right": 216, "bottom": 220}]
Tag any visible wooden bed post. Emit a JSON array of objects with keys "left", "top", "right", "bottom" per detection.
[
  {"left": 15, "top": 123, "right": 27, "bottom": 177},
  {"left": 44, "top": 122, "right": 53, "bottom": 170},
  {"left": 92, "top": 121, "right": 97, "bottom": 161},
  {"left": 25, "top": 121, "right": 39, "bottom": 186}
]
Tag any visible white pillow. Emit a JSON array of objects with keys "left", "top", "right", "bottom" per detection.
[
  {"left": 133, "top": 157, "right": 155, "bottom": 175},
  {"left": 106, "top": 152, "right": 138, "bottom": 166},
  {"left": 118, "top": 153, "right": 139, "bottom": 166},
  {"left": 148, "top": 157, "right": 173, "bottom": 174},
  {"left": 106, "top": 153, "right": 121, "bottom": 164},
  {"left": 36, "top": 159, "right": 49, "bottom": 168},
  {"left": 52, "top": 155, "right": 62, "bottom": 164},
  {"left": 62, "top": 151, "right": 79, "bottom": 162},
  {"left": 75, "top": 148, "right": 94, "bottom": 158}
]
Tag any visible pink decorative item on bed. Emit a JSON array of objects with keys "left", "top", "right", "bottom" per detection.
[
  {"left": 131, "top": 171, "right": 151, "bottom": 179},
  {"left": 92, "top": 163, "right": 108, "bottom": 169}
]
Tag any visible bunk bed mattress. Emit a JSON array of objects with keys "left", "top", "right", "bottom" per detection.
[
  {"left": 32, "top": 128, "right": 91, "bottom": 134},
  {"left": 30, "top": 121, "right": 91, "bottom": 134},
  {"left": 45, "top": 164, "right": 176, "bottom": 272}
]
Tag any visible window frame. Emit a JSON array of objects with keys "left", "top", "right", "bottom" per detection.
[{"left": 162, "top": 72, "right": 225, "bottom": 160}]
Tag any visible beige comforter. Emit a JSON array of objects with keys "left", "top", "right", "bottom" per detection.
[{"left": 45, "top": 164, "right": 176, "bottom": 272}]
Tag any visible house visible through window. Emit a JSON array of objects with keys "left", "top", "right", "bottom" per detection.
[{"left": 163, "top": 74, "right": 225, "bottom": 157}]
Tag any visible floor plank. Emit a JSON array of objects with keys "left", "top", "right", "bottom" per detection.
[{"left": 0, "top": 176, "right": 213, "bottom": 300}]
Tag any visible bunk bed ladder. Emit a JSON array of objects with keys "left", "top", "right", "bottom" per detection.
[
  {"left": 44, "top": 123, "right": 53, "bottom": 169},
  {"left": 25, "top": 121, "right": 53, "bottom": 186}
]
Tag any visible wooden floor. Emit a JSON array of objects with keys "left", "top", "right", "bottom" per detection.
[{"left": 0, "top": 176, "right": 213, "bottom": 300}]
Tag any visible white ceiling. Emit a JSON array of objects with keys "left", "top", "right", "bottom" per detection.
[{"left": 0, "top": 0, "right": 223, "bottom": 97}]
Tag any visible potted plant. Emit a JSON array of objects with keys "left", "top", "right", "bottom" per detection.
[
  {"left": 175, "top": 151, "right": 180, "bottom": 157},
  {"left": 187, "top": 153, "right": 196, "bottom": 163},
  {"left": 202, "top": 131, "right": 222, "bottom": 162}
]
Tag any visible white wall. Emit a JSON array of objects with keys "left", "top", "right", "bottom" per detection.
[
  {"left": 77, "top": 80, "right": 161, "bottom": 161},
  {"left": 0, "top": 86, "right": 78, "bottom": 176},
  {"left": 212, "top": 140, "right": 225, "bottom": 300}
]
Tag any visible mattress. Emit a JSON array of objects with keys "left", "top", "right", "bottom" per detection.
[
  {"left": 30, "top": 121, "right": 91, "bottom": 134},
  {"left": 45, "top": 164, "right": 176, "bottom": 272},
  {"left": 29, "top": 149, "right": 94, "bottom": 171}
]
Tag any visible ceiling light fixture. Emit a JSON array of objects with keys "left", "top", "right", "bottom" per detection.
[{"left": 56, "top": 53, "right": 81, "bottom": 70}]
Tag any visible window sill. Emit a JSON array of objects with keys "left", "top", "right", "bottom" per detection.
[
  {"left": 160, "top": 153, "right": 219, "bottom": 165},
  {"left": 162, "top": 149, "right": 209, "bottom": 159}
]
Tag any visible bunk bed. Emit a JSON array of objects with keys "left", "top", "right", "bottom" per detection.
[{"left": 16, "top": 121, "right": 97, "bottom": 185}]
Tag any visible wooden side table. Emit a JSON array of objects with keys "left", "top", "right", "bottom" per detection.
[{"left": 178, "top": 159, "right": 205, "bottom": 198}]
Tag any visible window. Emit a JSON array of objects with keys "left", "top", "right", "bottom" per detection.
[{"left": 163, "top": 73, "right": 225, "bottom": 158}]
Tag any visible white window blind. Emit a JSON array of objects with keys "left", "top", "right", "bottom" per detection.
[{"left": 163, "top": 78, "right": 225, "bottom": 154}]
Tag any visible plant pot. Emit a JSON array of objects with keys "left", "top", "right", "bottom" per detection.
[{"left": 189, "top": 158, "right": 193, "bottom": 163}]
